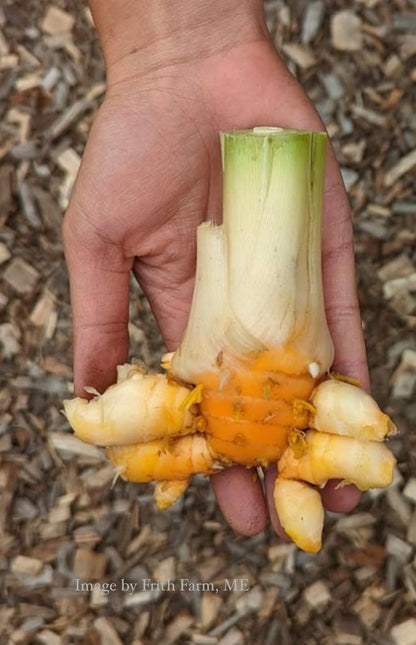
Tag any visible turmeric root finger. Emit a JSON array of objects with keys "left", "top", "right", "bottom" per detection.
[
  {"left": 107, "top": 434, "right": 218, "bottom": 482},
  {"left": 154, "top": 479, "right": 190, "bottom": 509},
  {"left": 63, "top": 369, "right": 198, "bottom": 446},
  {"left": 278, "top": 430, "right": 396, "bottom": 490},
  {"left": 274, "top": 478, "right": 324, "bottom": 553},
  {"left": 310, "top": 379, "right": 396, "bottom": 441}
]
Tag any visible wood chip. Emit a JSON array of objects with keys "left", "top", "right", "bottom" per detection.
[
  {"left": 351, "top": 104, "right": 387, "bottom": 127},
  {"left": 384, "top": 54, "right": 402, "bottom": 77},
  {"left": 366, "top": 203, "right": 391, "bottom": 218},
  {"left": 123, "top": 589, "right": 161, "bottom": 609},
  {"left": 82, "top": 464, "right": 114, "bottom": 490},
  {"left": 407, "top": 511, "right": 416, "bottom": 546},
  {"left": 41, "top": 7, "right": 75, "bottom": 35},
  {"left": 403, "top": 479, "right": 416, "bottom": 505},
  {"left": 48, "top": 433, "right": 105, "bottom": 461},
  {"left": 385, "top": 534, "right": 413, "bottom": 563},
  {"left": 384, "top": 149, "right": 416, "bottom": 187},
  {"left": 342, "top": 140, "right": 366, "bottom": 163},
  {"left": 221, "top": 629, "right": 246, "bottom": 645},
  {"left": 0, "top": 28, "right": 9, "bottom": 55},
  {"left": 201, "top": 593, "right": 223, "bottom": 629},
  {"left": 400, "top": 35, "right": 416, "bottom": 60},
  {"left": 18, "top": 182, "right": 42, "bottom": 229},
  {"left": 3, "top": 257, "right": 40, "bottom": 294},
  {"left": 390, "top": 618, "right": 416, "bottom": 645},
  {"left": 15, "top": 72, "right": 42, "bottom": 92},
  {"left": 35, "top": 630, "right": 62, "bottom": 645},
  {"left": 0, "top": 53, "right": 18, "bottom": 70},
  {"left": 44, "top": 32, "right": 81, "bottom": 62},
  {"left": 48, "top": 494, "right": 76, "bottom": 523},
  {"left": 391, "top": 349, "right": 416, "bottom": 399},
  {"left": 73, "top": 548, "right": 108, "bottom": 580},
  {"left": 394, "top": 13, "right": 416, "bottom": 33},
  {"left": 16, "top": 44, "right": 40, "bottom": 67},
  {"left": 0, "top": 164, "right": 13, "bottom": 224},
  {"left": 56, "top": 148, "right": 81, "bottom": 208},
  {"left": 30, "top": 290, "right": 57, "bottom": 336},
  {"left": 0, "top": 322, "right": 21, "bottom": 358},
  {"left": 7, "top": 109, "right": 31, "bottom": 142},
  {"left": 93, "top": 617, "right": 123, "bottom": 645},
  {"left": 302, "top": 1, "right": 325, "bottom": 44},
  {"left": 386, "top": 487, "right": 412, "bottom": 526},
  {"left": 282, "top": 43, "right": 317, "bottom": 69},
  {"left": 348, "top": 543, "right": 387, "bottom": 568},
  {"left": 303, "top": 580, "right": 331, "bottom": 610},
  {"left": 331, "top": 11, "right": 363, "bottom": 51},
  {"left": 378, "top": 255, "right": 415, "bottom": 282},
  {"left": 39, "top": 523, "right": 67, "bottom": 541},
  {"left": 56, "top": 147, "right": 81, "bottom": 175},
  {"left": 353, "top": 595, "right": 382, "bottom": 628},
  {"left": 163, "top": 614, "right": 194, "bottom": 645},
  {"left": 335, "top": 635, "right": 363, "bottom": 645},
  {"left": 233, "top": 586, "right": 262, "bottom": 614},
  {"left": 192, "top": 636, "right": 218, "bottom": 645},
  {"left": 89, "top": 586, "right": 109, "bottom": 608},
  {"left": 41, "top": 66, "right": 61, "bottom": 91},
  {"left": 11, "top": 555, "right": 43, "bottom": 576},
  {"left": 14, "top": 565, "right": 54, "bottom": 590},
  {"left": 152, "top": 556, "right": 175, "bottom": 583},
  {"left": 267, "top": 543, "right": 296, "bottom": 565},
  {"left": 73, "top": 525, "right": 101, "bottom": 547},
  {"left": 341, "top": 167, "right": 359, "bottom": 190},
  {"left": 0, "top": 465, "right": 18, "bottom": 533},
  {"left": 125, "top": 524, "right": 153, "bottom": 557},
  {"left": 0, "top": 54, "right": 19, "bottom": 71},
  {"left": 336, "top": 513, "right": 376, "bottom": 533}
]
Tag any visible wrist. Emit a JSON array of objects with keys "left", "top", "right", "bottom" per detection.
[{"left": 89, "top": 0, "right": 267, "bottom": 83}]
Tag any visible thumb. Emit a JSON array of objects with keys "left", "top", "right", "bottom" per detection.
[{"left": 63, "top": 207, "right": 133, "bottom": 395}]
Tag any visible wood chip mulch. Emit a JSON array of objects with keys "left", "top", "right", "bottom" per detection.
[{"left": 1, "top": 1, "right": 415, "bottom": 644}]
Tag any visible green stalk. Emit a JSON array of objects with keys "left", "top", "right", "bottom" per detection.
[{"left": 172, "top": 127, "right": 334, "bottom": 381}]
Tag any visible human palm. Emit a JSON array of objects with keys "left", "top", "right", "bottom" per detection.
[{"left": 64, "top": 39, "right": 366, "bottom": 536}]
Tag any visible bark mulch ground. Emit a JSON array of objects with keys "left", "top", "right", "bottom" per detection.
[{"left": 1, "top": 1, "right": 416, "bottom": 643}]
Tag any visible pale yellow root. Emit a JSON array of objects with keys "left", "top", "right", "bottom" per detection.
[
  {"left": 107, "top": 434, "right": 217, "bottom": 482},
  {"left": 274, "top": 478, "right": 324, "bottom": 553},
  {"left": 63, "top": 369, "right": 197, "bottom": 446},
  {"left": 310, "top": 379, "right": 396, "bottom": 441},
  {"left": 278, "top": 430, "right": 396, "bottom": 490},
  {"left": 154, "top": 479, "right": 190, "bottom": 510}
]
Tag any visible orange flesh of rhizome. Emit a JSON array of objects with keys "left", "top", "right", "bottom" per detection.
[{"left": 194, "top": 347, "right": 317, "bottom": 466}]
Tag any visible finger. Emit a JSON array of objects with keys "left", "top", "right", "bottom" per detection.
[
  {"left": 321, "top": 149, "right": 370, "bottom": 390},
  {"left": 320, "top": 479, "right": 362, "bottom": 513},
  {"left": 264, "top": 466, "right": 291, "bottom": 542},
  {"left": 319, "top": 152, "right": 368, "bottom": 506},
  {"left": 63, "top": 210, "right": 133, "bottom": 396},
  {"left": 210, "top": 466, "right": 267, "bottom": 536},
  {"left": 255, "top": 55, "right": 369, "bottom": 388}
]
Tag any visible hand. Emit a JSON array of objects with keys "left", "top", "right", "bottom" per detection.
[{"left": 63, "top": 13, "right": 367, "bottom": 538}]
